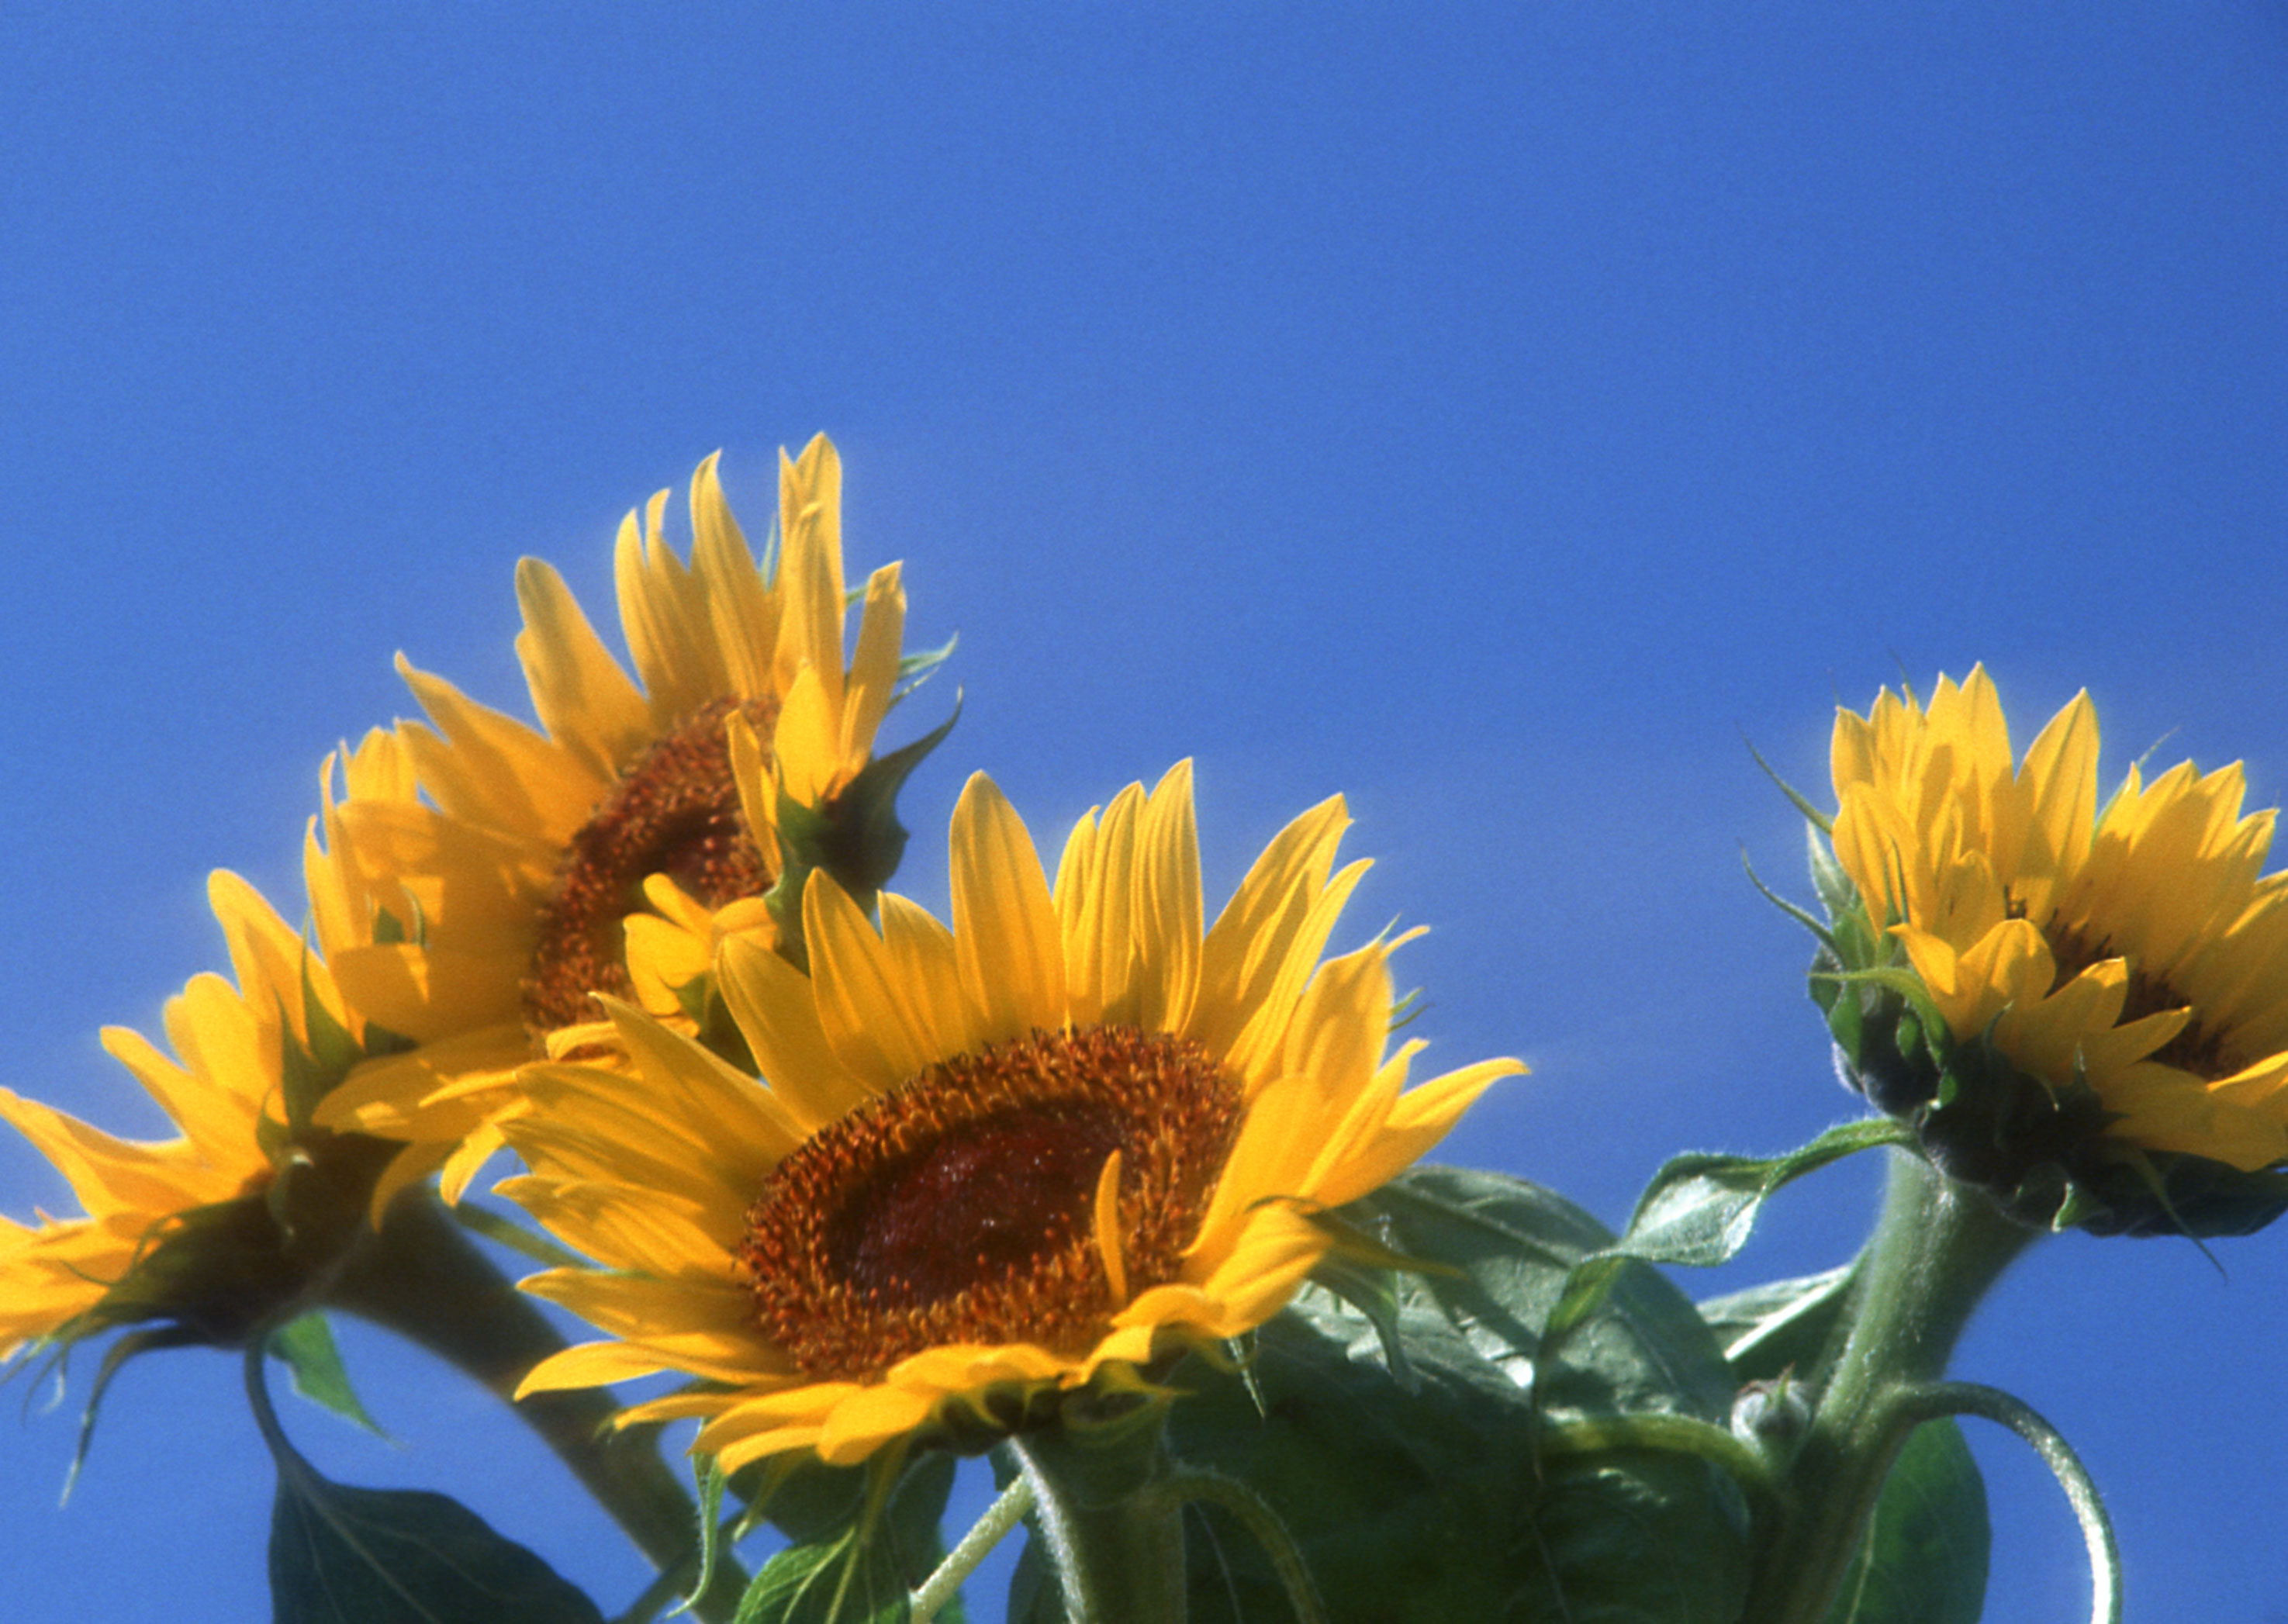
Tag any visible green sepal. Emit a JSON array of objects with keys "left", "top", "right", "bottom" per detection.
[
  {"left": 1745, "top": 738, "right": 1834, "bottom": 836},
  {"left": 1302, "top": 1251, "right": 1420, "bottom": 1397},
  {"left": 1823, "top": 1420, "right": 1989, "bottom": 1624},
  {"left": 277, "top": 947, "right": 400, "bottom": 1135},
  {"left": 270, "top": 1311, "right": 385, "bottom": 1436},
  {"left": 46, "top": 1132, "right": 400, "bottom": 1355},
  {"left": 673, "top": 971, "right": 759, "bottom": 1074},
  {"left": 896, "top": 634, "right": 959, "bottom": 695},
  {"left": 1835, "top": 976, "right": 2288, "bottom": 1236},
  {"left": 59, "top": 1323, "right": 202, "bottom": 1503},
  {"left": 1806, "top": 819, "right": 1860, "bottom": 924},
  {"left": 765, "top": 700, "right": 960, "bottom": 970}
]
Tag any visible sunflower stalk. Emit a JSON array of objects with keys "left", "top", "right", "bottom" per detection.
[
  {"left": 1008, "top": 1408, "right": 1191, "bottom": 1624},
  {"left": 320, "top": 1192, "right": 750, "bottom": 1623},
  {"left": 1744, "top": 1147, "right": 2041, "bottom": 1624}
]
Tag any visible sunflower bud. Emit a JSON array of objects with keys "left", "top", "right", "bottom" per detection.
[{"left": 1802, "top": 667, "right": 2288, "bottom": 1239}]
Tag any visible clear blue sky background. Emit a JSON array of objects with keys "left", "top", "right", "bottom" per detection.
[{"left": 3, "top": 7, "right": 2283, "bottom": 1619}]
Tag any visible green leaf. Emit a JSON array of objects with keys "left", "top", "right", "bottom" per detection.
[
  {"left": 726, "top": 1451, "right": 959, "bottom": 1624},
  {"left": 1543, "top": 1120, "right": 1911, "bottom": 1353},
  {"left": 1166, "top": 1283, "right": 1751, "bottom": 1624},
  {"left": 250, "top": 1332, "right": 601, "bottom": 1624},
  {"left": 271, "top": 1311, "right": 385, "bottom": 1436},
  {"left": 1619, "top": 1122, "right": 1910, "bottom": 1270},
  {"left": 1824, "top": 1421, "right": 1989, "bottom": 1624},
  {"left": 733, "top": 1532, "right": 916, "bottom": 1624},
  {"left": 270, "top": 1471, "right": 605, "bottom": 1624},
  {"left": 1303, "top": 1251, "right": 1420, "bottom": 1396},
  {"left": 1349, "top": 1166, "right": 1740, "bottom": 1422},
  {"left": 689, "top": 1454, "right": 731, "bottom": 1612},
  {"left": 1696, "top": 1263, "right": 1859, "bottom": 1385}
]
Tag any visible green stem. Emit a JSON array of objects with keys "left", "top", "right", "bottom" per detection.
[
  {"left": 1745, "top": 1148, "right": 2040, "bottom": 1624},
  {"left": 1008, "top": 1420, "right": 1187, "bottom": 1624},
  {"left": 322, "top": 1193, "right": 748, "bottom": 1624},
  {"left": 1907, "top": 1383, "right": 2121, "bottom": 1624},
  {"left": 911, "top": 1475, "right": 1035, "bottom": 1623}
]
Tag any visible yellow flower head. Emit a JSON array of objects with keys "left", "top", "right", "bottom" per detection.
[
  {"left": 1828, "top": 666, "right": 2288, "bottom": 1188},
  {"left": 0, "top": 875, "right": 413, "bottom": 1356},
  {"left": 499, "top": 765, "right": 1522, "bottom": 1470},
  {"left": 313, "top": 435, "right": 925, "bottom": 1199}
]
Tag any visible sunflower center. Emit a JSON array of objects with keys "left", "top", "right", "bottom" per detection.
[
  {"left": 2044, "top": 914, "right": 2243, "bottom": 1079},
  {"left": 521, "top": 696, "right": 779, "bottom": 1035},
  {"left": 738, "top": 1027, "right": 1243, "bottom": 1380},
  {"left": 828, "top": 1103, "right": 1125, "bottom": 1307}
]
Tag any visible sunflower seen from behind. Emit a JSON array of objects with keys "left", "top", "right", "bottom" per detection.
[
  {"left": 316, "top": 435, "right": 939, "bottom": 1197},
  {"left": 1819, "top": 665, "right": 2288, "bottom": 1231},
  {"left": 0, "top": 873, "right": 417, "bottom": 1358},
  {"left": 498, "top": 764, "right": 1522, "bottom": 1470}
]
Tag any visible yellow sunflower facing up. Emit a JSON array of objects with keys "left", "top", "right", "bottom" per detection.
[
  {"left": 497, "top": 765, "right": 1522, "bottom": 1470},
  {"left": 1828, "top": 665, "right": 2288, "bottom": 1180},
  {"left": 314, "top": 435, "right": 925, "bottom": 1197},
  {"left": 0, "top": 873, "right": 415, "bottom": 1356}
]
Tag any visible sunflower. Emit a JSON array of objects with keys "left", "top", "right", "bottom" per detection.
[
  {"left": 313, "top": 435, "right": 921, "bottom": 1197},
  {"left": 497, "top": 764, "right": 1522, "bottom": 1470},
  {"left": 0, "top": 873, "right": 414, "bottom": 1356},
  {"left": 1829, "top": 665, "right": 2288, "bottom": 1173}
]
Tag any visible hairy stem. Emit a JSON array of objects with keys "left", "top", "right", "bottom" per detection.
[{"left": 1744, "top": 1149, "right": 2039, "bottom": 1624}]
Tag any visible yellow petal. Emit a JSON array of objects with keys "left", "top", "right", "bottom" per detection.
[
  {"left": 840, "top": 562, "right": 905, "bottom": 773},
  {"left": 950, "top": 774, "right": 1066, "bottom": 1042},
  {"left": 513, "top": 556, "right": 651, "bottom": 780},
  {"left": 615, "top": 491, "right": 726, "bottom": 726},
  {"left": 717, "top": 935, "right": 878, "bottom": 1129},
  {"left": 774, "top": 435, "right": 848, "bottom": 717},
  {"left": 1130, "top": 762, "right": 1201, "bottom": 1034},
  {"left": 687, "top": 451, "right": 782, "bottom": 702},
  {"left": 804, "top": 874, "right": 940, "bottom": 1094},
  {"left": 396, "top": 662, "right": 605, "bottom": 845}
]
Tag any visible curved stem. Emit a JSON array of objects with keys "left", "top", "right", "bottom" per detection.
[
  {"left": 1158, "top": 1469, "right": 1329, "bottom": 1624},
  {"left": 911, "top": 1475, "right": 1035, "bottom": 1623},
  {"left": 321, "top": 1193, "right": 747, "bottom": 1624},
  {"left": 1744, "top": 1149, "right": 2040, "bottom": 1624},
  {"left": 1906, "top": 1382, "right": 2121, "bottom": 1624}
]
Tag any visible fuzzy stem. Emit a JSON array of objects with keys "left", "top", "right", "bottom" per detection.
[
  {"left": 1744, "top": 1149, "right": 2040, "bottom": 1624},
  {"left": 322, "top": 1193, "right": 747, "bottom": 1624},
  {"left": 911, "top": 1475, "right": 1035, "bottom": 1623},
  {"left": 1008, "top": 1420, "right": 1187, "bottom": 1624},
  {"left": 1907, "top": 1382, "right": 2121, "bottom": 1624}
]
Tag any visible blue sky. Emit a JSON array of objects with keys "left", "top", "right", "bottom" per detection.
[{"left": 3, "top": 6, "right": 2284, "bottom": 1619}]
